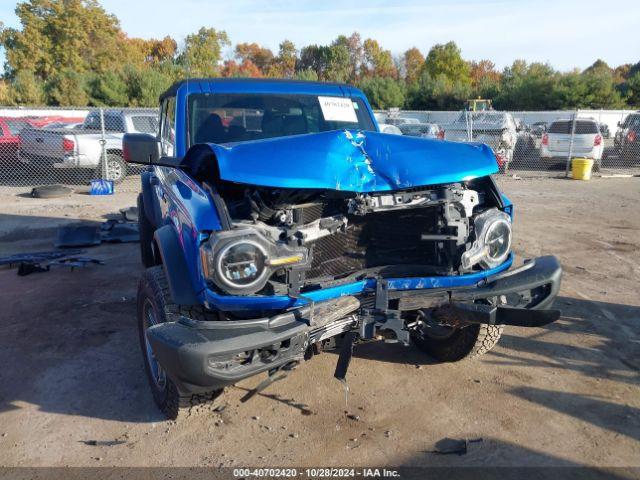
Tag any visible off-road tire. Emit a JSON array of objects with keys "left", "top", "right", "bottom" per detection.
[
  {"left": 412, "top": 323, "right": 504, "bottom": 362},
  {"left": 30, "top": 184, "right": 73, "bottom": 198},
  {"left": 137, "top": 194, "right": 156, "bottom": 268},
  {"left": 95, "top": 153, "right": 127, "bottom": 184},
  {"left": 137, "top": 266, "right": 223, "bottom": 420}
]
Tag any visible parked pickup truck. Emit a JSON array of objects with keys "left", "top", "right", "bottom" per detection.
[
  {"left": 19, "top": 109, "right": 157, "bottom": 183},
  {"left": 123, "top": 79, "right": 562, "bottom": 420},
  {"left": 444, "top": 111, "right": 519, "bottom": 171}
]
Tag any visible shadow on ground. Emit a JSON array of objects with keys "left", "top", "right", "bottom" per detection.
[
  {"left": 0, "top": 211, "right": 638, "bottom": 440},
  {"left": 352, "top": 296, "right": 639, "bottom": 382},
  {"left": 398, "top": 437, "right": 639, "bottom": 478}
]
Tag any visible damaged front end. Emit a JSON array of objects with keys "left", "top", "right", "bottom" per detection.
[{"left": 146, "top": 130, "right": 562, "bottom": 395}]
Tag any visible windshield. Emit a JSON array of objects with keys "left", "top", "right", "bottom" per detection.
[
  {"left": 187, "top": 93, "right": 376, "bottom": 146},
  {"left": 622, "top": 114, "right": 640, "bottom": 128},
  {"left": 549, "top": 120, "right": 598, "bottom": 134},
  {"left": 4, "top": 120, "right": 28, "bottom": 135},
  {"left": 399, "top": 124, "right": 431, "bottom": 135},
  {"left": 131, "top": 115, "right": 158, "bottom": 134}
]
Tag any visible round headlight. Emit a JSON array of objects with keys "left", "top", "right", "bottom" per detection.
[
  {"left": 481, "top": 217, "right": 511, "bottom": 267},
  {"left": 216, "top": 240, "right": 268, "bottom": 290}
]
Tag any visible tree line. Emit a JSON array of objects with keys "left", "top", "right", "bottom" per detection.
[{"left": 1, "top": 0, "right": 639, "bottom": 110}]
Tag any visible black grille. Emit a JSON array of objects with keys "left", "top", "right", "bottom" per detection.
[
  {"left": 296, "top": 201, "right": 344, "bottom": 224},
  {"left": 307, "top": 207, "right": 441, "bottom": 280}
]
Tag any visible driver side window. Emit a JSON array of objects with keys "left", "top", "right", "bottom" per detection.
[{"left": 160, "top": 97, "right": 176, "bottom": 156}]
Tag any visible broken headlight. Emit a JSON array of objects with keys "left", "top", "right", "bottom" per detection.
[
  {"left": 461, "top": 208, "right": 512, "bottom": 270},
  {"left": 200, "top": 229, "right": 307, "bottom": 295}
]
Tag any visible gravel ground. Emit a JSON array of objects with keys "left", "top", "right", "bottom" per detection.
[{"left": 0, "top": 177, "right": 638, "bottom": 471}]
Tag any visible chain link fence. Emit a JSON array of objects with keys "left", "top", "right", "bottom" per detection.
[
  {"left": 0, "top": 106, "right": 157, "bottom": 194},
  {"left": 376, "top": 109, "right": 640, "bottom": 178},
  {"left": 0, "top": 106, "right": 638, "bottom": 197}
]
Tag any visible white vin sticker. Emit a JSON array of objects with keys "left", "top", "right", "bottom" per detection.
[{"left": 318, "top": 96, "right": 358, "bottom": 123}]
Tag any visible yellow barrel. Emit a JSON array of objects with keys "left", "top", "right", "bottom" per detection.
[{"left": 572, "top": 158, "right": 594, "bottom": 180}]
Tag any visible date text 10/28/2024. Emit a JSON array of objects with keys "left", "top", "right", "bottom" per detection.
[{"left": 232, "top": 468, "right": 401, "bottom": 478}]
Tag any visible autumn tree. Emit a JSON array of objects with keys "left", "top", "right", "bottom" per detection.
[
  {"left": 331, "top": 33, "right": 364, "bottom": 83},
  {"left": 234, "top": 43, "right": 274, "bottom": 72},
  {"left": 267, "top": 40, "right": 297, "bottom": 78},
  {"left": 402, "top": 47, "right": 424, "bottom": 84},
  {"left": 423, "top": 41, "right": 471, "bottom": 84},
  {"left": 1, "top": 0, "right": 123, "bottom": 80},
  {"left": 0, "top": 2, "right": 637, "bottom": 109},
  {"left": 469, "top": 59, "right": 501, "bottom": 99},
  {"left": 10, "top": 70, "right": 45, "bottom": 105},
  {"left": 0, "top": 79, "right": 12, "bottom": 105},
  {"left": 362, "top": 39, "right": 397, "bottom": 78},
  {"left": 177, "top": 27, "right": 229, "bottom": 77},
  {"left": 221, "top": 59, "right": 263, "bottom": 78},
  {"left": 405, "top": 42, "right": 472, "bottom": 110},
  {"left": 124, "top": 36, "right": 177, "bottom": 66}
]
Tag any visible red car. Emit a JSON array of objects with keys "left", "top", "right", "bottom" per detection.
[{"left": 0, "top": 117, "right": 34, "bottom": 165}]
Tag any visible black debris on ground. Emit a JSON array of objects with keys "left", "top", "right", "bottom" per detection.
[
  {"left": 428, "top": 437, "right": 483, "bottom": 455},
  {"left": 0, "top": 250, "right": 85, "bottom": 267},
  {"left": 55, "top": 225, "right": 101, "bottom": 248}
]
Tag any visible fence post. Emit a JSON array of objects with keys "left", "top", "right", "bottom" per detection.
[
  {"left": 99, "top": 108, "right": 107, "bottom": 180},
  {"left": 565, "top": 109, "right": 578, "bottom": 177},
  {"left": 465, "top": 110, "right": 473, "bottom": 142}
]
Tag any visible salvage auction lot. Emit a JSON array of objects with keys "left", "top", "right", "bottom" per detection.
[{"left": 0, "top": 178, "right": 638, "bottom": 468}]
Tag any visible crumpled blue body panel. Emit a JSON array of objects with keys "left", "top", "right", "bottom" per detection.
[{"left": 205, "top": 130, "right": 498, "bottom": 192}]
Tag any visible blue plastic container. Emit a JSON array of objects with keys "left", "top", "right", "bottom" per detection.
[{"left": 90, "top": 179, "right": 114, "bottom": 195}]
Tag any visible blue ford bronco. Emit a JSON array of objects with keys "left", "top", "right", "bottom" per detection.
[{"left": 123, "top": 78, "right": 562, "bottom": 419}]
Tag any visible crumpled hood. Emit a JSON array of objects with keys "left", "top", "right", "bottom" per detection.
[{"left": 206, "top": 130, "right": 498, "bottom": 192}]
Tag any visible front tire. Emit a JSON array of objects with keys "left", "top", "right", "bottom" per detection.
[
  {"left": 411, "top": 312, "right": 504, "bottom": 362},
  {"left": 137, "top": 266, "right": 223, "bottom": 420}
]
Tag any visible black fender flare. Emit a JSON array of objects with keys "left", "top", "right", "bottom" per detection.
[
  {"left": 153, "top": 225, "right": 200, "bottom": 305},
  {"left": 141, "top": 170, "right": 162, "bottom": 227}
]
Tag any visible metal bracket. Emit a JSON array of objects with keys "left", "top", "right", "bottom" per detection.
[
  {"left": 375, "top": 279, "right": 389, "bottom": 310},
  {"left": 240, "top": 361, "right": 298, "bottom": 403}
]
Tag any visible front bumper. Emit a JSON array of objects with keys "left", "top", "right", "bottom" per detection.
[{"left": 148, "top": 255, "right": 561, "bottom": 394}]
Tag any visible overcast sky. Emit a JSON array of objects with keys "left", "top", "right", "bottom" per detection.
[{"left": 1, "top": 0, "right": 638, "bottom": 71}]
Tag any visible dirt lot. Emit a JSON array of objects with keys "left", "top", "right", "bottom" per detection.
[{"left": 0, "top": 177, "right": 638, "bottom": 471}]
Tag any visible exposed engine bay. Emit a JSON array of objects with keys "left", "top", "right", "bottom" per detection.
[{"left": 198, "top": 177, "right": 511, "bottom": 300}]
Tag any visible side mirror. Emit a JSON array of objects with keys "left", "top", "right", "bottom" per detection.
[{"left": 123, "top": 133, "right": 160, "bottom": 165}]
